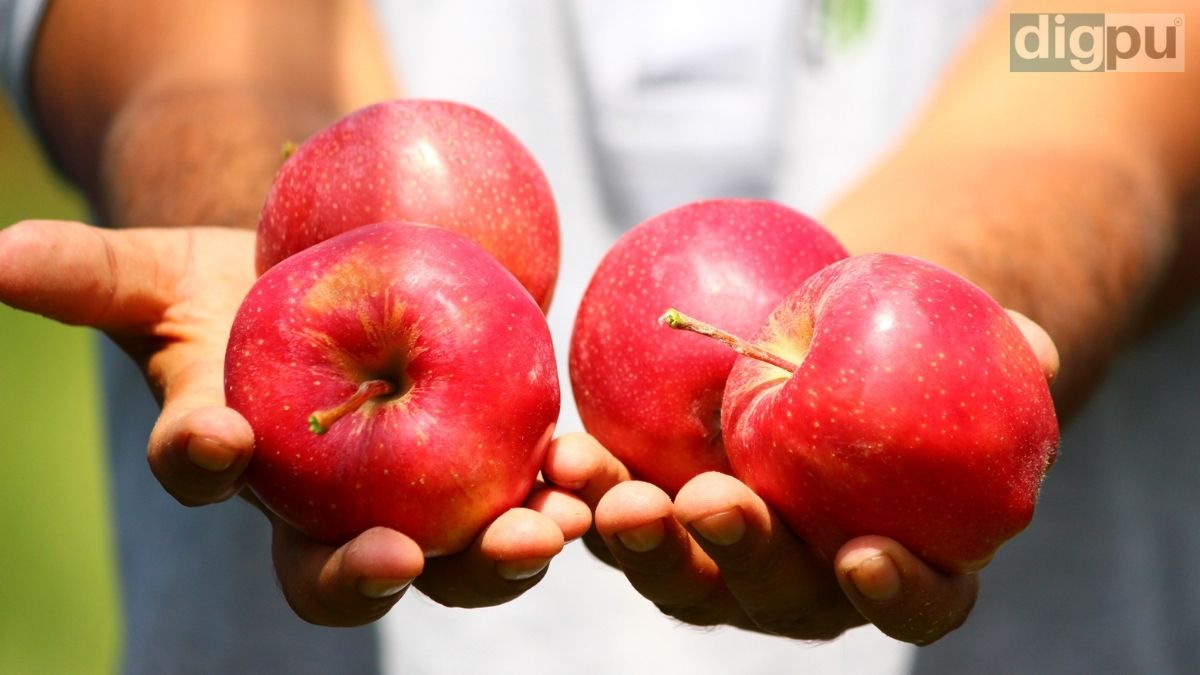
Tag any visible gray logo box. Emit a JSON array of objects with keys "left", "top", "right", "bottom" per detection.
[
  {"left": 1011, "top": 13, "right": 1106, "bottom": 71},
  {"left": 1011, "top": 13, "right": 1185, "bottom": 72}
]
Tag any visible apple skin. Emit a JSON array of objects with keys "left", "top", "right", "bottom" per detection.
[
  {"left": 569, "top": 199, "right": 847, "bottom": 495},
  {"left": 721, "top": 253, "right": 1060, "bottom": 574},
  {"left": 226, "top": 222, "right": 560, "bottom": 555},
  {"left": 256, "top": 99, "right": 560, "bottom": 311}
]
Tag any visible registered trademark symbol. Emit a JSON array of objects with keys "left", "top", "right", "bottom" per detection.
[{"left": 1175, "top": 17, "right": 1184, "bottom": 26}]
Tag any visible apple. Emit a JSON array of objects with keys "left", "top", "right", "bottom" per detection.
[
  {"left": 225, "top": 222, "right": 560, "bottom": 554},
  {"left": 256, "top": 99, "right": 560, "bottom": 311},
  {"left": 569, "top": 199, "right": 847, "bottom": 495},
  {"left": 671, "top": 253, "right": 1059, "bottom": 574}
]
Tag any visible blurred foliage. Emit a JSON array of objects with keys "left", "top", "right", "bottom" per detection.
[
  {"left": 824, "top": 0, "right": 872, "bottom": 48},
  {"left": 0, "top": 102, "right": 121, "bottom": 674}
]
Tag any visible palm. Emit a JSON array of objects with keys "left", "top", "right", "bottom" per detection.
[
  {"left": 573, "top": 316, "right": 1058, "bottom": 644},
  {"left": 0, "top": 220, "right": 590, "bottom": 625}
]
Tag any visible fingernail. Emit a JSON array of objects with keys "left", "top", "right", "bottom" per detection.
[
  {"left": 689, "top": 508, "right": 746, "bottom": 546},
  {"left": 846, "top": 552, "right": 901, "bottom": 602},
  {"left": 187, "top": 435, "right": 235, "bottom": 472},
  {"left": 496, "top": 558, "right": 550, "bottom": 581},
  {"left": 358, "top": 577, "right": 413, "bottom": 599},
  {"left": 615, "top": 519, "right": 666, "bottom": 552}
]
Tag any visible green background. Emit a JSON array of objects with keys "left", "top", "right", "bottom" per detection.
[{"left": 0, "top": 102, "right": 121, "bottom": 674}]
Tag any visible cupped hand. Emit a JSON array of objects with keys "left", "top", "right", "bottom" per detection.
[
  {"left": 551, "top": 317, "right": 1060, "bottom": 645},
  {"left": 0, "top": 219, "right": 590, "bottom": 626}
]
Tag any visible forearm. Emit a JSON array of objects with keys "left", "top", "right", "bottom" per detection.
[
  {"left": 96, "top": 87, "right": 335, "bottom": 229},
  {"left": 822, "top": 1, "right": 1200, "bottom": 417},
  {"left": 28, "top": 0, "right": 396, "bottom": 229},
  {"left": 823, "top": 142, "right": 1179, "bottom": 415}
]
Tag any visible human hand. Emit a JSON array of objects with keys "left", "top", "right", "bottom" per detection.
[
  {"left": 556, "top": 316, "right": 1059, "bottom": 645},
  {"left": 0, "top": 219, "right": 590, "bottom": 625}
]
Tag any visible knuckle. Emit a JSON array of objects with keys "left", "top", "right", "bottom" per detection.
[
  {"left": 302, "top": 574, "right": 396, "bottom": 627},
  {"left": 699, "top": 541, "right": 759, "bottom": 574},
  {"left": 751, "top": 610, "right": 852, "bottom": 640},
  {"left": 284, "top": 593, "right": 388, "bottom": 628},
  {"left": 895, "top": 606, "right": 972, "bottom": 646},
  {"left": 416, "top": 577, "right": 524, "bottom": 609},
  {"left": 648, "top": 582, "right": 738, "bottom": 627},
  {"left": 148, "top": 455, "right": 237, "bottom": 506},
  {"left": 654, "top": 601, "right": 728, "bottom": 627},
  {"left": 173, "top": 483, "right": 240, "bottom": 508},
  {"left": 744, "top": 592, "right": 864, "bottom": 640}
]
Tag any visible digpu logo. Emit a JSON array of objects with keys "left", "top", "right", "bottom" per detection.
[{"left": 1010, "top": 13, "right": 1185, "bottom": 72}]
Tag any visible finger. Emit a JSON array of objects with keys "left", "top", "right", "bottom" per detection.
[
  {"left": 835, "top": 535, "right": 979, "bottom": 645},
  {"left": 594, "top": 481, "right": 739, "bottom": 627},
  {"left": 271, "top": 524, "right": 424, "bottom": 627},
  {"left": 0, "top": 220, "right": 173, "bottom": 330},
  {"left": 541, "top": 432, "right": 631, "bottom": 508},
  {"left": 673, "top": 472, "right": 863, "bottom": 639},
  {"left": 542, "top": 432, "right": 632, "bottom": 566},
  {"left": 1007, "top": 309, "right": 1060, "bottom": 385},
  {"left": 416, "top": 507, "right": 565, "bottom": 608},
  {"left": 146, "top": 351, "right": 255, "bottom": 505},
  {"left": 138, "top": 228, "right": 256, "bottom": 505},
  {"left": 0, "top": 221, "right": 252, "bottom": 503},
  {"left": 523, "top": 483, "right": 592, "bottom": 541}
]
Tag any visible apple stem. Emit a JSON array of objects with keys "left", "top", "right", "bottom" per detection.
[
  {"left": 659, "top": 308, "right": 799, "bottom": 374},
  {"left": 282, "top": 140, "right": 299, "bottom": 160},
  {"left": 308, "top": 379, "right": 396, "bottom": 435}
]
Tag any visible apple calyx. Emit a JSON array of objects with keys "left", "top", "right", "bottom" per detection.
[
  {"left": 659, "top": 308, "right": 799, "bottom": 374},
  {"left": 308, "top": 379, "right": 398, "bottom": 435}
]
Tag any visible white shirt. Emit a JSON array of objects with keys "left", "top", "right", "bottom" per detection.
[
  {"left": 372, "top": 2, "right": 989, "bottom": 673},
  {"left": 0, "top": 1, "right": 994, "bottom": 673}
]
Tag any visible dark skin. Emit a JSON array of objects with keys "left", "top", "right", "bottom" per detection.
[{"left": 1, "top": 0, "right": 1195, "bottom": 643}]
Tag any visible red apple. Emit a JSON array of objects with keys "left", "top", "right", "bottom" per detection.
[
  {"left": 569, "top": 199, "right": 847, "bottom": 495},
  {"left": 256, "top": 99, "right": 560, "bottom": 311},
  {"left": 709, "top": 253, "right": 1059, "bottom": 574},
  {"left": 226, "top": 222, "right": 559, "bottom": 555}
]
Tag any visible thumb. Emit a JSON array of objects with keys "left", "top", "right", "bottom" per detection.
[
  {"left": 1007, "top": 309, "right": 1060, "bottom": 385},
  {"left": 834, "top": 535, "right": 978, "bottom": 645}
]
